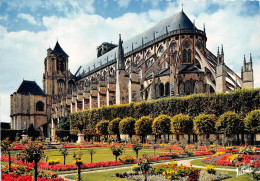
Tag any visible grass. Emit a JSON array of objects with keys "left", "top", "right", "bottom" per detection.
[
  {"left": 9, "top": 147, "right": 169, "bottom": 165},
  {"left": 65, "top": 168, "right": 132, "bottom": 181}
]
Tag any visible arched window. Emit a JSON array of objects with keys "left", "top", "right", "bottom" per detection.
[
  {"left": 57, "top": 57, "right": 65, "bottom": 72},
  {"left": 170, "top": 42, "right": 177, "bottom": 54},
  {"left": 57, "top": 79, "right": 65, "bottom": 94},
  {"left": 183, "top": 49, "right": 187, "bottom": 63},
  {"left": 165, "top": 82, "right": 170, "bottom": 96},
  {"left": 159, "top": 83, "right": 164, "bottom": 97},
  {"left": 188, "top": 49, "right": 192, "bottom": 62},
  {"left": 36, "top": 101, "right": 44, "bottom": 111}
]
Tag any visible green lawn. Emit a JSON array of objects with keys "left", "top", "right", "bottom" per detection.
[
  {"left": 9, "top": 147, "right": 169, "bottom": 165},
  {"left": 65, "top": 168, "right": 132, "bottom": 181}
]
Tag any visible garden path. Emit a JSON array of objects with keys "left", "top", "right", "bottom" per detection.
[{"left": 59, "top": 157, "right": 259, "bottom": 181}]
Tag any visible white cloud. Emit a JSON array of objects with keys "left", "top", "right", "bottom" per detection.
[
  {"left": 117, "top": 0, "right": 131, "bottom": 8},
  {"left": 0, "top": 15, "right": 8, "bottom": 21},
  {"left": 17, "top": 13, "right": 39, "bottom": 25},
  {"left": 1, "top": 0, "right": 259, "bottom": 123}
]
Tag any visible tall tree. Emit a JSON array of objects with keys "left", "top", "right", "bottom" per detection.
[
  {"left": 1, "top": 138, "right": 13, "bottom": 171},
  {"left": 96, "top": 120, "right": 109, "bottom": 140}
]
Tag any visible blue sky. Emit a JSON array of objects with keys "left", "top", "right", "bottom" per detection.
[{"left": 0, "top": 0, "right": 259, "bottom": 123}]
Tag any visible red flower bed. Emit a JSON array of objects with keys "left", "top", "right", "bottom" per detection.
[
  {"left": 1, "top": 154, "right": 172, "bottom": 171},
  {"left": 192, "top": 151, "right": 214, "bottom": 156},
  {"left": 1, "top": 174, "right": 65, "bottom": 181}
]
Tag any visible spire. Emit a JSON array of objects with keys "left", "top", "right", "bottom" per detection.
[
  {"left": 181, "top": 4, "right": 183, "bottom": 12},
  {"left": 203, "top": 23, "right": 206, "bottom": 33},
  {"left": 117, "top": 34, "right": 124, "bottom": 70},
  {"left": 193, "top": 20, "right": 195, "bottom": 31},
  {"left": 217, "top": 46, "right": 219, "bottom": 56},
  {"left": 250, "top": 53, "right": 252, "bottom": 63},
  {"left": 244, "top": 54, "right": 246, "bottom": 64},
  {"left": 52, "top": 41, "right": 69, "bottom": 57},
  {"left": 221, "top": 44, "right": 224, "bottom": 55}
]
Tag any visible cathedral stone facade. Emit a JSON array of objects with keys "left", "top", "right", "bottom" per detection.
[{"left": 10, "top": 10, "right": 254, "bottom": 139}]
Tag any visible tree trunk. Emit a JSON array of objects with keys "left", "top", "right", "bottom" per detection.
[
  {"left": 91, "top": 154, "right": 93, "bottom": 163},
  {"left": 188, "top": 134, "right": 190, "bottom": 143},
  {"left": 8, "top": 152, "right": 11, "bottom": 172},
  {"left": 117, "top": 133, "right": 121, "bottom": 142},
  {"left": 34, "top": 161, "right": 38, "bottom": 181},
  {"left": 136, "top": 151, "right": 138, "bottom": 159},
  {"left": 77, "top": 166, "right": 81, "bottom": 181},
  {"left": 251, "top": 134, "right": 254, "bottom": 145},
  {"left": 154, "top": 148, "right": 156, "bottom": 157},
  {"left": 242, "top": 134, "right": 245, "bottom": 145},
  {"left": 144, "top": 171, "right": 147, "bottom": 181},
  {"left": 176, "top": 134, "right": 179, "bottom": 142},
  {"left": 64, "top": 156, "right": 66, "bottom": 165},
  {"left": 237, "top": 134, "right": 240, "bottom": 145},
  {"left": 115, "top": 155, "right": 118, "bottom": 161}
]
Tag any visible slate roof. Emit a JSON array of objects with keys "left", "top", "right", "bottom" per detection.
[
  {"left": 51, "top": 41, "right": 69, "bottom": 57},
  {"left": 16, "top": 80, "right": 45, "bottom": 95},
  {"left": 179, "top": 64, "right": 204, "bottom": 74},
  {"left": 78, "top": 10, "right": 202, "bottom": 77}
]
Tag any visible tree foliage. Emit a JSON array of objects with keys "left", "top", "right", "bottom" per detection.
[
  {"left": 215, "top": 111, "right": 244, "bottom": 135},
  {"left": 193, "top": 114, "right": 217, "bottom": 135},
  {"left": 135, "top": 116, "right": 153, "bottom": 136},
  {"left": 152, "top": 115, "right": 171, "bottom": 135},
  {"left": 69, "top": 89, "right": 260, "bottom": 135},
  {"left": 171, "top": 114, "right": 193, "bottom": 135},
  {"left": 108, "top": 118, "right": 121, "bottom": 135},
  {"left": 244, "top": 109, "right": 260, "bottom": 134},
  {"left": 95, "top": 120, "right": 109, "bottom": 135},
  {"left": 119, "top": 117, "right": 136, "bottom": 138}
]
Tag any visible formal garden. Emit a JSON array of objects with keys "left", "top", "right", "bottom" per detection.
[{"left": 1, "top": 89, "right": 260, "bottom": 180}]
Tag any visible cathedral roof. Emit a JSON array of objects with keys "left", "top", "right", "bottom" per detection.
[
  {"left": 51, "top": 41, "right": 69, "bottom": 57},
  {"left": 16, "top": 80, "right": 45, "bottom": 95},
  {"left": 79, "top": 10, "right": 202, "bottom": 77}
]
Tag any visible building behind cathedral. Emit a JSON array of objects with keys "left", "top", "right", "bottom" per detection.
[{"left": 10, "top": 10, "right": 254, "bottom": 138}]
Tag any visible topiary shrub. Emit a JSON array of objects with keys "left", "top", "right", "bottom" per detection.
[
  {"left": 152, "top": 115, "right": 171, "bottom": 142},
  {"left": 135, "top": 116, "right": 153, "bottom": 143},
  {"left": 171, "top": 114, "right": 193, "bottom": 142},
  {"left": 96, "top": 120, "right": 109, "bottom": 139},
  {"left": 244, "top": 109, "right": 260, "bottom": 145},
  {"left": 108, "top": 118, "right": 121, "bottom": 142},
  {"left": 119, "top": 117, "right": 136, "bottom": 140},
  {"left": 193, "top": 113, "right": 217, "bottom": 140},
  {"left": 216, "top": 111, "right": 244, "bottom": 145}
]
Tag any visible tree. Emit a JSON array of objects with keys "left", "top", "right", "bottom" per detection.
[
  {"left": 110, "top": 143, "right": 124, "bottom": 161},
  {"left": 59, "top": 147, "right": 68, "bottom": 165},
  {"left": 151, "top": 143, "right": 160, "bottom": 157},
  {"left": 119, "top": 117, "right": 136, "bottom": 140},
  {"left": 152, "top": 115, "right": 171, "bottom": 142},
  {"left": 18, "top": 141, "right": 44, "bottom": 181},
  {"left": 1, "top": 138, "right": 13, "bottom": 171},
  {"left": 108, "top": 118, "right": 121, "bottom": 142},
  {"left": 58, "top": 116, "right": 70, "bottom": 130},
  {"left": 171, "top": 114, "right": 193, "bottom": 142},
  {"left": 193, "top": 114, "right": 217, "bottom": 142},
  {"left": 96, "top": 120, "right": 109, "bottom": 140},
  {"left": 87, "top": 149, "right": 96, "bottom": 163},
  {"left": 216, "top": 112, "right": 244, "bottom": 145},
  {"left": 132, "top": 139, "right": 142, "bottom": 159},
  {"left": 137, "top": 154, "right": 152, "bottom": 181},
  {"left": 135, "top": 116, "right": 153, "bottom": 143},
  {"left": 244, "top": 110, "right": 260, "bottom": 145}
]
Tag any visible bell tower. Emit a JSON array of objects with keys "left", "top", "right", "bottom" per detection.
[{"left": 43, "top": 41, "right": 69, "bottom": 98}]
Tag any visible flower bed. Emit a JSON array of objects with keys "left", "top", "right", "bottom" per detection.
[
  {"left": 192, "top": 151, "right": 214, "bottom": 157},
  {"left": 1, "top": 174, "right": 65, "bottom": 181},
  {"left": 203, "top": 153, "right": 260, "bottom": 168},
  {"left": 1, "top": 154, "right": 172, "bottom": 171}
]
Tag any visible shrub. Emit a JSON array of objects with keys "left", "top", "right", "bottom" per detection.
[
  {"left": 244, "top": 110, "right": 260, "bottom": 144},
  {"left": 193, "top": 113, "right": 217, "bottom": 136},
  {"left": 152, "top": 115, "right": 171, "bottom": 136},
  {"left": 171, "top": 114, "right": 193, "bottom": 141},
  {"left": 135, "top": 116, "right": 153, "bottom": 142},
  {"left": 119, "top": 117, "right": 136, "bottom": 139},
  {"left": 215, "top": 112, "right": 244, "bottom": 135},
  {"left": 108, "top": 118, "right": 121, "bottom": 141},
  {"left": 96, "top": 120, "right": 109, "bottom": 136},
  {"left": 47, "top": 159, "right": 61, "bottom": 165}
]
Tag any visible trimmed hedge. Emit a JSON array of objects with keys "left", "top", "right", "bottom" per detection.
[
  {"left": 1, "top": 129, "right": 23, "bottom": 141},
  {"left": 69, "top": 89, "right": 260, "bottom": 135}
]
